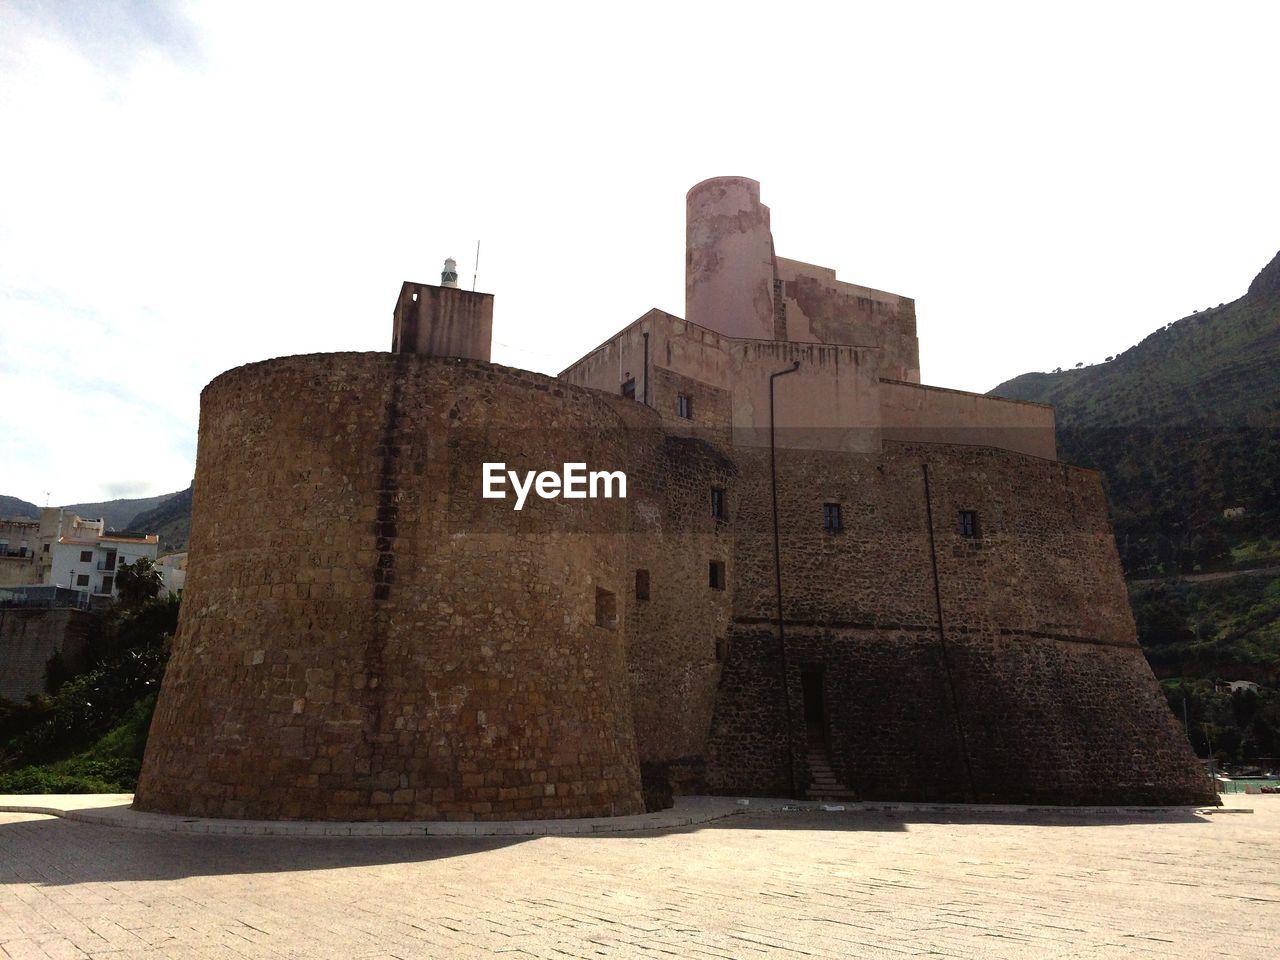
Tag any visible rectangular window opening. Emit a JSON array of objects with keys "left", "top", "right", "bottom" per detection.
[
  {"left": 75, "top": 574, "right": 89, "bottom": 587},
  {"left": 708, "top": 560, "right": 726, "bottom": 591},
  {"left": 710, "top": 487, "right": 726, "bottom": 522},
  {"left": 595, "top": 586, "right": 618, "bottom": 629},
  {"left": 79, "top": 550, "right": 93, "bottom": 562},
  {"left": 801, "top": 667, "right": 826, "bottom": 737},
  {"left": 959, "top": 510, "right": 979, "bottom": 538},
  {"left": 635, "top": 569, "right": 650, "bottom": 602},
  {"left": 823, "top": 502, "right": 842, "bottom": 533},
  {"left": 677, "top": 393, "right": 693, "bottom": 419},
  {"left": 101, "top": 575, "right": 114, "bottom": 594}
]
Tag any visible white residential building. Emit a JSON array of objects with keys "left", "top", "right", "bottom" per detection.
[
  {"left": 0, "top": 509, "right": 109, "bottom": 587},
  {"left": 155, "top": 552, "right": 187, "bottom": 595},
  {"left": 50, "top": 532, "right": 159, "bottom": 600}
]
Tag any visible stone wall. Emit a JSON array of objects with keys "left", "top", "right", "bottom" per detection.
[
  {"left": 141, "top": 348, "right": 1214, "bottom": 818},
  {"left": 0, "top": 607, "right": 98, "bottom": 701},
  {"left": 136, "top": 353, "right": 648, "bottom": 821},
  {"left": 622, "top": 433, "right": 736, "bottom": 791},
  {"left": 704, "top": 442, "right": 1215, "bottom": 805}
]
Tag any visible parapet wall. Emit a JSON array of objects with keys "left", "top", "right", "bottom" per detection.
[
  {"left": 774, "top": 257, "right": 920, "bottom": 383},
  {"left": 136, "top": 353, "right": 647, "bottom": 821},
  {"left": 880, "top": 379, "right": 1057, "bottom": 460}
]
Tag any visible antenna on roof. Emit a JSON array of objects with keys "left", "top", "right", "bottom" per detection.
[
  {"left": 43, "top": 491, "right": 50, "bottom": 507},
  {"left": 472, "top": 240, "right": 480, "bottom": 292}
]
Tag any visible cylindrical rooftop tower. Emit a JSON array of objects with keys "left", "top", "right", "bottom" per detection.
[{"left": 685, "top": 176, "right": 777, "bottom": 340}]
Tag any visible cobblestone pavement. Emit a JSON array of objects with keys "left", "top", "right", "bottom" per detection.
[{"left": 0, "top": 797, "right": 1274, "bottom": 960}]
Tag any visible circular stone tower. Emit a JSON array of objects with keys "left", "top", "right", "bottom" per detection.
[
  {"left": 685, "top": 176, "right": 777, "bottom": 340},
  {"left": 135, "top": 352, "right": 645, "bottom": 821}
]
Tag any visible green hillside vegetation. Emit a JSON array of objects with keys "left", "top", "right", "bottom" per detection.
[
  {"left": 0, "top": 591, "right": 177, "bottom": 793},
  {"left": 991, "top": 249, "right": 1280, "bottom": 580},
  {"left": 127, "top": 484, "right": 193, "bottom": 552},
  {"left": 1132, "top": 570, "right": 1279, "bottom": 764},
  {"left": 1133, "top": 574, "right": 1280, "bottom": 682},
  {"left": 1158, "top": 674, "right": 1280, "bottom": 765},
  {"left": 993, "top": 250, "right": 1280, "bottom": 763}
]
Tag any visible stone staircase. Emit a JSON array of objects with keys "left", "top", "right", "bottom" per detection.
[{"left": 805, "top": 742, "right": 857, "bottom": 801}]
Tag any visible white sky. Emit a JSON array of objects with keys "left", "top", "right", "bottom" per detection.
[{"left": 1, "top": 1, "right": 1277, "bottom": 506}]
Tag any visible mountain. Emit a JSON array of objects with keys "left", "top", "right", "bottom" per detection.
[
  {"left": 60, "top": 493, "right": 180, "bottom": 532},
  {"left": 991, "top": 248, "right": 1280, "bottom": 579},
  {"left": 0, "top": 495, "right": 40, "bottom": 520},
  {"left": 128, "top": 485, "right": 193, "bottom": 553},
  {"left": 0, "top": 490, "right": 187, "bottom": 534}
]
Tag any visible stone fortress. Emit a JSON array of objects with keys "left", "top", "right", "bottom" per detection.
[{"left": 135, "top": 177, "right": 1215, "bottom": 821}]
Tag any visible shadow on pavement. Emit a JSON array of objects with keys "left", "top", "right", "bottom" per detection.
[{"left": 0, "top": 801, "right": 1213, "bottom": 886}]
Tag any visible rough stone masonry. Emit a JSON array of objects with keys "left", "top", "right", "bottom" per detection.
[{"left": 135, "top": 178, "right": 1214, "bottom": 820}]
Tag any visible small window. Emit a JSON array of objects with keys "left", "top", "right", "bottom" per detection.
[
  {"left": 101, "top": 575, "right": 114, "bottom": 594},
  {"left": 79, "top": 550, "right": 93, "bottom": 562},
  {"left": 710, "top": 487, "right": 726, "bottom": 521},
  {"left": 709, "top": 560, "right": 726, "bottom": 591},
  {"left": 635, "top": 569, "right": 650, "bottom": 601},
  {"left": 823, "top": 502, "right": 842, "bottom": 533},
  {"left": 621, "top": 378, "right": 636, "bottom": 400},
  {"left": 42, "top": 543, "right": 49, "bottom": 553},
  {"left": 958, "top": 510, "right": 979, "bottom": 538},
  {"left": 595, "top": 587, "right": 617, "bottom": 629},
  {"left": 677, "top": 393, "right": 693, "bottom": 419},
  {"left": 76, "top": 574, "right": 89, "bottom": 587}
]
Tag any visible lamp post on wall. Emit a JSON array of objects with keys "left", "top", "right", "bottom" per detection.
[{"left": 769, "top": 359, "right": 800, "bottom": 798}]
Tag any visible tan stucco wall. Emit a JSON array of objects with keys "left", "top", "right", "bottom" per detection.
[
  {"left": 561, "top": 311, "right": 883, "bottom": 452},
  {"left": 879, "top": 380, "right": 1056, "bottom": 461},
  {"left": 775, "top": 257, "right": 920, "bottom": 383},
  {"left": 0, "top": 520, "right": 40, "bottom": 587},
  {"left": 724, "top": 340, "right": 882, "bottom": 452},
  {"left": 0, "top": 556, "right": 41, "bottom": 586}
]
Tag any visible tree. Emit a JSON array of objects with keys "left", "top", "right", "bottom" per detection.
[{"left": 114, "top": 558, "right": 164, "bottom": 609}]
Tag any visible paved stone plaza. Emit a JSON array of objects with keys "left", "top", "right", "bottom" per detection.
[{"left": 0, "top": 796, "right": 1274, "bottom": 959}]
